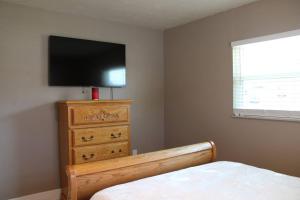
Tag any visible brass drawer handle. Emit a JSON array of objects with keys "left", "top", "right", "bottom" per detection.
[
  {"left": 81, "top": 135, "right": 94, "bottom": 142},
  {"left": 82, "top": 153, "right": 95, "bottom": 160},
  {"left": 111, "top": 149, "right": 122, "bottom": 154},
  {"left": 111, "top": 132, "right": 122, "bottom": 139}
]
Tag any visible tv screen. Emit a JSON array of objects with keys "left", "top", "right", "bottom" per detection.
[{"left": 48, "top": 36, "right": 126, "bottom": 87}]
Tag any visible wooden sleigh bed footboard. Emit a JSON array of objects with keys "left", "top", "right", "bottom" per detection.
[{"left": 65, "top": 141, "right": 217, "bottom": 200}]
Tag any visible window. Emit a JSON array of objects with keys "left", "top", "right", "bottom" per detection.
[{"left": 232, "top": 30, "right": 300, "bottom": 121}]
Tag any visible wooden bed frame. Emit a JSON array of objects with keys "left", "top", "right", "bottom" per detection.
[{"left": 65, "top": 141, "right": 216, "bottom": 200}]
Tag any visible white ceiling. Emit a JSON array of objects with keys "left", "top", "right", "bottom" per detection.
[{"left": 2, "top": 0, "right": 258, "bottom": 30}]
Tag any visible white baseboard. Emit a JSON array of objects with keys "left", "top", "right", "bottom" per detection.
[{"left": 8, "top": 189, "right": 61, "bottom": 200}]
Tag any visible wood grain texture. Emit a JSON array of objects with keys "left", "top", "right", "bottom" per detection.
[
  {"left": 58, "top": 100, "right": 132, "bottom": 105},
  {"left": 72, "top": 126, "right": 129, "bottom": 147},
  {"left": 66, "top": 166, "right": 77, "bottom": 200},
  {"left": 210, "top": 141, "right": 217, "bottom": 161},
  {"left": 66, "top": 141, "right": 216, "bottom": 200},
  {"left": 72, "top": 142, "right": 129, "bottom": 164},
  {"left": 58, "top": 100, "right": 132, "bottom": 200},
  {"left": 58, "top": 103, "right": 72, "bottom": 199},
  {"left": 71, "top": 106, "right": 129, "bottom": 126}
]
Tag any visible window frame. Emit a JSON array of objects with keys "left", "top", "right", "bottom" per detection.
[{"left": 231, "top": 29, "right": 300, "bottom": 122}]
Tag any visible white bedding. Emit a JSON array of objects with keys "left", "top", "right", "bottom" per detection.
[{"left": 90, "top": 161, "right": 300, "bottom": 200}]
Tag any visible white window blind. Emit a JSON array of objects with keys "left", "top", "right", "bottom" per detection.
[{"left": 232, "top": 29, "right": 300, "bottom": 121}]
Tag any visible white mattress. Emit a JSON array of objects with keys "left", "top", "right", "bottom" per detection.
[{"left": 90, "top": 161, "right": 300, "bottom": 200}]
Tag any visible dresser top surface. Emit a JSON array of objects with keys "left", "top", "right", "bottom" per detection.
[{"left": 58, "top": 99, "right": 132, "bottom": 105}]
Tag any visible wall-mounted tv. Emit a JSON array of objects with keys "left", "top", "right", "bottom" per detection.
[{"left": 48, "top": 36, "right": 126, "bottom": 87}]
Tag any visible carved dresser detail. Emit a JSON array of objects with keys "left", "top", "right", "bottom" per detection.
[{"left": 57, "top": 100, "right": 132, "bottom": 199}]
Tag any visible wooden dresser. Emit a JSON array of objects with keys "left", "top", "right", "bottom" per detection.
[{"left": 57, "top": 100, "right": 132, "bottom": 199}]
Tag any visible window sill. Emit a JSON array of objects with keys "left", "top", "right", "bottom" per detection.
[
  {"left": 232, "top": 114, "right": 300, "bottom": 122},
  {"left": 232, "top": 109, "right": 300, "bottom": 123}
]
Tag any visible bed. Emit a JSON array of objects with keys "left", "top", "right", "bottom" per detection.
[{"left": 65, "top": 141, "right": 300, "bottom": 200}]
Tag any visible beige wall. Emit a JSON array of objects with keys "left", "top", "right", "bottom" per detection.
[
  {"left": 164, "top": 0, "right": 300, "bottom": 177},
  {"left": 0, "top": 2, "right": 164, "bottom": 199}
]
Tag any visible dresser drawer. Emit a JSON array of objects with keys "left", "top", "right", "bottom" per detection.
[
  {"left": 72, "top": 142, "right": 129, "bottom": 164},
  {"left": 70, "top": 105, "right": 129, "bottom": 126},
  {"left": 72, "top": 126, "right": 129, "bottom": 147}
]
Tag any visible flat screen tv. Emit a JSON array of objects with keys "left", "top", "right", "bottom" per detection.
[{"left": 48, "top": 36, "right": 126, "bottom": 87}]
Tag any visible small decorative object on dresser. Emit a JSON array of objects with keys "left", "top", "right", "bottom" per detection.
[
  {"left": 57, "top": 100, "right": 132, "bottom": 200},
  {"left": 91, "top": 87, "right": 100, "bottom": 100}
]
